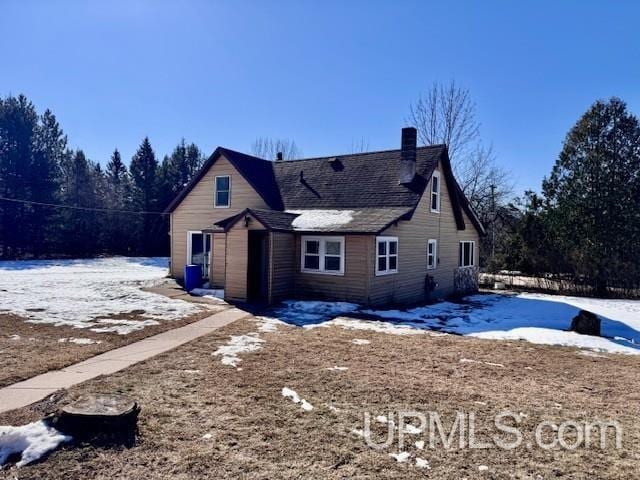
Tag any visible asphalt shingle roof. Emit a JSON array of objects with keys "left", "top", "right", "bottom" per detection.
[{"left": 166, "top": 144, "right": 485, "bottom": 235}]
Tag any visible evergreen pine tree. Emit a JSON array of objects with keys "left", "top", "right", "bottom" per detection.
[
  {"left": 542, "top": 97, "right": 640, "bottom": 294},
  {"left": 130, "top": 137, "right": 161, "bottom": 255}
]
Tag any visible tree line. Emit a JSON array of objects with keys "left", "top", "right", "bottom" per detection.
[{"left": 0, "top": 94, "right": 204, "bottom": 258}]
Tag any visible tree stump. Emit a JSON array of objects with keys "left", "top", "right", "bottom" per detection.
[
  {"left": 55, "top": 394, "right": 140, "bottom": 441},
  {"left": 570, "top": 310, "right": 601, "bottom": 336}
]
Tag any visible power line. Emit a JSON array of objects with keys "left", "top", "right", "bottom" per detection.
[{"left": 0, "top": 195, "right": 169, "bottom": 216}]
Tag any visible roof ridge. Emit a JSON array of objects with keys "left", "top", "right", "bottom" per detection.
[{"left": 279, "top": 144, "right": 446, "bottom": 163}]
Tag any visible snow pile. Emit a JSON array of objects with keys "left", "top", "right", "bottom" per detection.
[
  {"left": 0, "top": 421, "right": 71, "bottom": 467},
  {"left": 0, "top": 257, "right": 201, "bottom": 335},
  {"left": 272, "top": 300, "right": 360, "bottom": 325},
  {"left": 281, "top": 387, "right": 313, "bottom": 411},
  {"left": 213, "top": 335, "right": 265, "bottom": 367},
  {"left": 288, "top": 210, "right": 354, "bottom": 231},
  {"left": 58, "top": 337, "right": 101, "bottom": 345}
]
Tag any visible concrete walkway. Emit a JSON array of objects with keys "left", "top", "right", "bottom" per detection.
[{"left": 0, "top": 308, "right": 249, "bottom": 414}]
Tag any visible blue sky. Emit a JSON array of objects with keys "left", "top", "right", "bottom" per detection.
[{"left": 2, "top": 0, "right": 639, "bottom": 195}]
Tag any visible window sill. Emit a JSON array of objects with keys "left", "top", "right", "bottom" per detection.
[
  {"left": 214, "top": 205, "right": 230, "bottom": 209},
  {"left": 301, "top": 269, "right": 344, "bottom": 276},
  {"left": 375, "top": 270, "right": 398, "bottom": 276},
  {"left": 430, "top": 209, "right": 440, "bottom": 214}
]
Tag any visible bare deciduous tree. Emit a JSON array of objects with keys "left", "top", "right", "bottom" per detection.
[
  {"left": 251, "top": 137, "right": 301, "bottom": 160},
  {"left": 350, "top": 137, "right": 370, "bottom": 153},
  {"left": 408, "top": 80, "right": 479, "bottom": 161},
  {"left": 407, "top": 80, "right": 513, "bottom": 213}
]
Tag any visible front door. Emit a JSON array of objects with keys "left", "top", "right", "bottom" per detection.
[
  {"left": 247, "top": 231, "right": 269, "bottom": 302},
  {"left": 187, "top": 231, "right": 212, "bottom": 279}
]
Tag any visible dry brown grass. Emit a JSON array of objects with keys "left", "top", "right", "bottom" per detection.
[
  {"left": 0, "top": 302, "right": 225, "bottom": 389},
  {"left": 1, "top": 316, "right": 639, "bottom": 479}
]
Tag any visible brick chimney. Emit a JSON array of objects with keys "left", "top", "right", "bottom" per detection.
[
  {"left": 276, "top": 151, "right": 283, "bottom": 161},
  {"left": 399, "top": 127, "right": 417, "bottom": 184}
]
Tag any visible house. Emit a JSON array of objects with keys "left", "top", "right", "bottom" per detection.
[{"left": 165, "top": 128, "right": 485, "bottom": 305}]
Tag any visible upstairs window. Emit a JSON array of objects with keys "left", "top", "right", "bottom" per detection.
[
  {"left": 427, "top": 239, "right": 437, "bottom": 270},
  {"left": 430, "top": 171, "right": 441, "bottom": 213},
  {"left": 214, "top": 175, "right": 230, "bottom": 208},
  {"left": 301, "top": 236, "right": 344, "bottom": 275},
  {"left": 459, "top": 241, "right": 475, "bottom": 267},
  {"left": 376, "top": 237, "right": 398, "bottom": 275}
]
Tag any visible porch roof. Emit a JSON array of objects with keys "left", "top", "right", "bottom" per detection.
[{"left": 211, "top": 207, "right": 414, "bottom": 234}]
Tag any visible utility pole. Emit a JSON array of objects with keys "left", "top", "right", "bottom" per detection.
[{"left": 490, "top": 184, "right": 496, "bottom": 262}]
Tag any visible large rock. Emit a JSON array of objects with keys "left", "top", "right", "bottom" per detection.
[{"left": 570, "top": 310, "right": 601, "bottom": 336}]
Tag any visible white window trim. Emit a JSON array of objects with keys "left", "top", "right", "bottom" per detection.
[
  {"left": 427, "top": 239, "right": 437, "bottom": 270},
  {"left": 301, "top": 236, "right": 345, "bottom": 276},
  {"left": 459, "top": 240, "right": 476, "bottom": 267},
  {"left": 214, "top": 175, "right": 231, "bottom": 208},
  {"left": 430, "top": 171, "right": 441, "bottom": 213},
  {"left": 187, "top": 231, "right": 212, "bottom": 276},
  {"left": 375, "top": 236, "right": 399, "bottom": 276}
]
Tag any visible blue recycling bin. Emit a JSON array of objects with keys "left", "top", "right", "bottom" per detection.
[{"left": 184, "top": 264, "right": 203, "bottom": 292}]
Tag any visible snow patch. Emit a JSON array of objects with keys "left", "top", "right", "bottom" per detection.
[
  {"left": 190, "top": 288, "right": 225, "bottom": 301},
  {"left": 213, "top": 335, "right": 265, "bottom": 367},
  {"left": 0, "top": 421, "right": 71, "bottom": 467},
  {"left": 287, "top": 210, "right": 354, "bottom": 231},
  {"left": 58, "top": 337, "right": 101, "bottom": 345},
  {"left": 0, "top": 257, "right": 202, "bottom": 335},
  {"left": 253, "top": 316, "right": 288, "bottom": 333},
  {"left": 416, "top": 457, "right": 431, "bottom": 469},
  {"left": 281, "top": 387, "right": 314, "bottom": 411},
  {"left": 389, "top": 451, "right": 411, "bottom": 463},
  {"left": 460, "top": 358, "right": 505, "bottom": 368},
  {"left": 351, "top": 338, "right": 371, "bottom": 345},
  {"left": 326, "top": 366, "right": 348, "bottom": 371},
  {"left": 309, "top": 317, "right": 425, "bottom": 335},
  {"left": 274, "top": 300, "right": 359, "bottom": 325}
]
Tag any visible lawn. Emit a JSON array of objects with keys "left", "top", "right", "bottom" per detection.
[
  {"left": 0, "top": 258, "right": 224, "bottom": 388},
  {"left": 1, "top": 312, "right": 638, "bottom": 479}
]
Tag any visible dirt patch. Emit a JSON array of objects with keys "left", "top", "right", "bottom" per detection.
[
  {"left": 0, "top": 306, "right": 224, "bottom": 389},
  {"left": 1, "top": 318, "right": 638, "bottom": 479}
]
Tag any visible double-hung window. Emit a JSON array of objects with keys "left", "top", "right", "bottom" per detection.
[
  {"left": 376, "top": 237, "right": 398, "bottom": 275},
  {"left": 301, "top": 236, "right": 344, "bottom": 275},
  {"left": 427, "top": 239, "right": 437, "bottom": 270},
  {"left": 459, "top": 241, "right": 475, "bottom": 267},
  {"left": 430, "top": 171, "right": 441, "bottom": 213},
  {"left": 214, "top": 175, "right": 231, "bottom": 208}
]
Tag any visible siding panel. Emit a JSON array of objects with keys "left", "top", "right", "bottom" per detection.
[{"left": 170, "top": 155, "right": 269, "bottom": 280}]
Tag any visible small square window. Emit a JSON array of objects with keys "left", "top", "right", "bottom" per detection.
[{"left": 300, "top": 236, "right": 344, "bottom": 275}]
